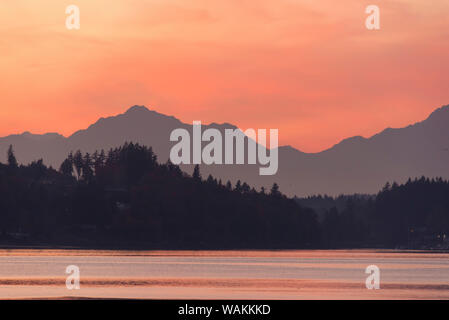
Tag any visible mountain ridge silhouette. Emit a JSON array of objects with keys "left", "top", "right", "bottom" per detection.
[{"left": 1, "top": 104, "right": 448, "bottom": 196}]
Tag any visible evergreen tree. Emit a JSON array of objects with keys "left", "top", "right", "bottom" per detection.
[
  {"left": 59, "top": 158, "right": 73, "bottom": 176},
  {"left": 270, "top": 183, "right": 281, "bottom": 197},
  {"left": 7, "top": 144, "right": 18, "bottom": 168},
  {"left": 192, "top": 164, "right": 201, "bottom": 181},
  {"left": 235, "top": 180, "right": 242, "bottom": 193},
  {"left": 73, "top": 150, "right": 83, "bottom": 180},
  {"left": 83, "top": 152, "right": 94, "bottom": 181}
]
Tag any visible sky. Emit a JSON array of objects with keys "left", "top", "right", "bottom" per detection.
[{"left": 0, "top": 0, "right": 448, "bottom": 152}]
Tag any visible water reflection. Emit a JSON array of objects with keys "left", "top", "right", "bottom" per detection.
[{"left": 0, "top": 249, "right": 448, "bottom": 299}]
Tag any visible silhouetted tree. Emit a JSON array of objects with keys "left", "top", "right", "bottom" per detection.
[
  {"left": 270, "top": 183, "right": 281, "bottom": 197},
  {"left": 241, "top": 182, "right": 250, "bottom": 194},
  {"left": 192, "top": 164, "right": 201, "bottom": 181},
  {"left": 83, "top": 153, "right": 94, "bottom": 181},
  {"left": 59, "top": 158, "right": 73, "bottom": 176},
  {"left": 206, "top": 174, "right": 215, "bottom": 185},
  {"left": 73, "top": 150, "right": 83, "bottom": 180},
  {"left": 235, "top": 180, "right": 242, "bottom": 193},
  {"left": 7, "top": 145, "right": 18, "bottom": 168}
]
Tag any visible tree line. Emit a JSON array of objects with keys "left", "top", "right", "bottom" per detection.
[
  {"left": 0, "top": 143, "right": 318, "bottom": 248},
  {"left": 0, "top": 143, "right": 448, "bottom": 249},
  {"left": 296, "top": 178, "right": 449, "bottom": 248}
]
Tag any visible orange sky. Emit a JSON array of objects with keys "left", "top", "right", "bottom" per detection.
[{"left": 0, "top": 0, "right": 448, "bottom": 152}]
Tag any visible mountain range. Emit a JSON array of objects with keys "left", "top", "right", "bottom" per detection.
[{"left": 1, "top": 104, "right": 448, "bottom": 196}]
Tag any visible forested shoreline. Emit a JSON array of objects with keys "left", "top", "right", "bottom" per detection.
[{"left": 0, "top": 143, "right": 448, "bottom": 249}]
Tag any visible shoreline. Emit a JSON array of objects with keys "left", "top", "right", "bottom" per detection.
[{"left": 0, "top": 245, "right": 449, "bottom": 255}]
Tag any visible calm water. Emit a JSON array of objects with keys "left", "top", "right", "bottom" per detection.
[{"left": 0, "top": 249, "right": 448, "bottom": 299}]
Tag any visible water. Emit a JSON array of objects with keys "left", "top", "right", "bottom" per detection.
[{"left": 0, "top": 249, "right": 448, "bottom": 299}]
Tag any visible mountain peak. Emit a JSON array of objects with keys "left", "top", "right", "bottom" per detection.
[{"left": 125, "top": 105, "right": 150, "bottom": 114}]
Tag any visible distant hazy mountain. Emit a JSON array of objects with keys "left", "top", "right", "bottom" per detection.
[{"left": 1, "top": 104, "right": 448, "bottom": 196}]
